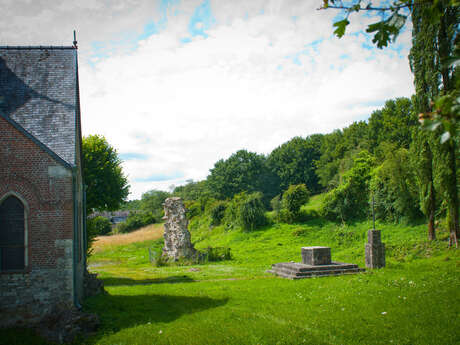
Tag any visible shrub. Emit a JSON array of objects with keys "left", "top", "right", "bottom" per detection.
[
  {"left": 87, "top": 216, "right": 112, "bottom": 236},
  {"left": 282, "top": 184, "right": 310, "bottom": 218},
  {"left": 200, "top": 246, "right": 232, "bottom": 262},
  {"left": 240, "top": 192, "right": 267, "bottom": 231},
  {"left": 321, "top": 151, "right": 375, "bottom": 222},
  {"left": 223, "top": 192, "right": 267, "bottom": 231},
  {"left": 86, "top": 215, "right": 112, "bottom": 257},
  {"left": 369, "top": 148, "right": 421, "bottom": 223},
  {"left": 115, "top": 211, "right": 156, "bottom": 233},
  {"left": 209, "top": 201, "right": 227, "bottom": 226},
  {"left": 270, "top": 194, "right": 282, "bottom": 221},
  {"left": 184, "top": 200, "right": 201, "bottom": 219}
]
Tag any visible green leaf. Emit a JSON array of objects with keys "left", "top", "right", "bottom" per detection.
[
  {"left": 333, "top": 19, "right": 350, "bottom": 38},
  {"left": 367, "top": 22, "right": 391, "bottom": 48}
]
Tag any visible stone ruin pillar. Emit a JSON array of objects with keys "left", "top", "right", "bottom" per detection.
[
  {"left": 162, "top": 197, "right": 196, "bottom": 261},
  {"left": 365, "top": 229, "right": 385, "bottom": 269}
]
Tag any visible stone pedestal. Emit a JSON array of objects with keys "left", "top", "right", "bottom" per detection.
[
  {"left": 365, "top": 230, "right": 385, "bottom": 268},
  {"left": 269, "top": 246, "right": 364, "bottom": 279},
  {"left": 301, "top": 246, "right": 331, "bottom": 265}
]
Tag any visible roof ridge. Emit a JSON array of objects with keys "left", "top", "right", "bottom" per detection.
[{"left": 0, "top": 46, "right": 75, "bottom": 50}]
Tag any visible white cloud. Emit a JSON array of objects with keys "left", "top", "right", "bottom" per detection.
[{"left": 2, "top": 0, "right": 415, "bottom": 200}]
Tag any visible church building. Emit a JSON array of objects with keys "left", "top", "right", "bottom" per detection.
[{"left": 0, "top": 44, "right": 86, "bottom": 326}]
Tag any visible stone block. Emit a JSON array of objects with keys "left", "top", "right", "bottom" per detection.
[
  {"left": 365, "top": 230, "right": 385, "bottom": 269},
  {"left": 367, "top": 229, "right": 381, "bottom": 245},
  {"left": 301, "top": 246, "right": 331, "bottom": 266}
]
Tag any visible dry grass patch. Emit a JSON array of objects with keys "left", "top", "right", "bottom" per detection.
[{"left": 92, "top": 223, "right": 164, "bottom": 253}]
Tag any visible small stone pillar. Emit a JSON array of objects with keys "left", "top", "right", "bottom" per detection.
[
  {"left": 162, "top": 197, "right": 196, "bottom": 261},
  {"left": 301, "top": 246, "right": 331, "bottom": 265},
  {"left": 365, "top": 230, "right": 385, "bottom": 268}
]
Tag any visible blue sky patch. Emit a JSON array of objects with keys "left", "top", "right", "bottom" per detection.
[
  {"left": 188, "top": 0, "right": 216, "bottom": 38},
  {"left": 138, "top": 21, "right": 159, "bottom": 40},
  {"left": 119, "top": 153, "right": 150, "bottom": 161},
  {"left": 134, "top": 171, "right": 184, "bottom": 182}
]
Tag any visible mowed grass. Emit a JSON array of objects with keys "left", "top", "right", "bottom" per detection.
[
  {"left": 83, "top": 201, "right": 460, "bottom": 345},
  {"left": 2, "top": 200, "right": 459, "bottom": 345}
]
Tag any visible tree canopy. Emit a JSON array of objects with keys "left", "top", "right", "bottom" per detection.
[
  {"left": 268, "top": 136, "right": 322, "bottom": 194},
  {"left": 207, "top": 150, "right": 275, "bottom": 200},
  {"left": 82, "top": 134, "right": 130, "bottom": 213}
]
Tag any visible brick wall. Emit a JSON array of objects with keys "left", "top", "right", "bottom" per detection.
[{"left": 0, "top": 116, "right": 76, "bottom": 326}]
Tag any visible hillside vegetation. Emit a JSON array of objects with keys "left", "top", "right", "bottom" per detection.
[
  {"left": 111, "top": 96, "right": 458, "bottom": 248},
  {"left": 84, "top": 197, "right": 460, "bottom": 345}
]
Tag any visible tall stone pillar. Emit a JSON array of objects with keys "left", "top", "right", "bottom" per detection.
[
  {"left": 162, "top": 197, "right": 196, "bottom": 261},
  {"left": 365, "top": 229, "right": 385, "bottom": 268}
]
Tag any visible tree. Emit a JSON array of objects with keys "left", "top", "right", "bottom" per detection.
[
  {"left": 370, "top": 146, "right": 422, "bottom": 223},
  {"left": 316, "top": 121, "right": 369, "bottom": 189},
  {"left": 320, "top": 0, "right": 459, "bottom": 245},
  {"left": 173, "top": 180, "right": 212, "bottom": 201},
  {"left": 268, "top": 136, "right": 322, "bottom": 194},
  {"left": 322, "top": 150, "right": 375, "bottom": 222},
  {"left": 409, "top": 1, "right": 459, "bottom": 244},
  {"left": 367, "top": 98, "right": 417, "bottom": 152},
  {"left": 82, "top": 135, "right": 130, "bottom": 213},
  {"left": 207, "top": 150, "right": 276, "bottom": 200},
  {"left": 140, "top": 189, "right": 170, "bottom": 218}
]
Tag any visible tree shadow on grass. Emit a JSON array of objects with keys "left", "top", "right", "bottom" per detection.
[
  {"left": 102, "top": 275, "right": 195, "bottom": 286},
  {"left": 84, "top": 292, "right": 229, "bottom": 337}
]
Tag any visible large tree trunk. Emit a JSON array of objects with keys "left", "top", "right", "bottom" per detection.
[
  {"left": 427, "top": 145, "right": 436, "bottom": 241},
  {"left": 438, "top": 5, "right": 459, "bottom": 247},
  {"left": 447, "top": 141, "right": 459, "bottom": 247},
  {"left": 428, "top": 181, "right": 436, "bottom": 241}
]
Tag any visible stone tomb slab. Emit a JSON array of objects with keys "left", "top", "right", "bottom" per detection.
[
  {"left": 268, "top": 261, "right": 365, "bottom": 280},
  {"left": 301, "top": 246, "right": 331, "bottom": 266}
]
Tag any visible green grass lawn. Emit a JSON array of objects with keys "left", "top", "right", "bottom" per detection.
[{"left": 2, "top": 202, "right": 460, "bottom": 345}]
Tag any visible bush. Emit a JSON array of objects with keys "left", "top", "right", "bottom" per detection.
[
  {"left": 240, "top": 192, "right": 267, "bottom": 231},
  {"left": 369, "top": 148, "right": 421, "bottom": 223},
  {"left": 86, "top": 215, "right": 112, "bottom": 257},
  {"left": 223, "top": 192, "right": 267, "bottom": 231},
  {"left": 321, "top": 151, "right": 375, "bottom": 222},
  {"left": 200, "top": 246, "right": 232, "bottom": 262},
  {"left": 87, "top": 216, "right": 112, "bottom": 236},
  {"left": 209, "top": 201, "right": 227, "bottom": 226},
  {"left": 270, "top": 194, "right": 282, "bottom": 221},
  {"left": 115, "top": 211, "right": 156, "bottom": 233},
  {"left": 184, "top": 200, "right": 202, "bottom": 219},
  {"left": 281, "top": 184, "right": 310, "bottom": 219}
]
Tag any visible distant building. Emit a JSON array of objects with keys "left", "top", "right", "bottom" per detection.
[{"left": 0, "top": 45, "right": 86, "bottom": 326}]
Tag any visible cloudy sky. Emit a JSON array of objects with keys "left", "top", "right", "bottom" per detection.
[{"left": 1, "top": 0, "right": 414, "bottom": 200}]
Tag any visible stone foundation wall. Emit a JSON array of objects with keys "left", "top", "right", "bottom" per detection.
[{"left": 0, "top": 264, "right": 73, "bottom": 327}]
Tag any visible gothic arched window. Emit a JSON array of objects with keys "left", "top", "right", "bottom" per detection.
[{"left": 0, "top": 195, "right": 25, "bottom": 271}]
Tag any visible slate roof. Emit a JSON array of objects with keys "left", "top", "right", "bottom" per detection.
[{"left": 0, "top": 46, "right": 80, "bottom": 165}]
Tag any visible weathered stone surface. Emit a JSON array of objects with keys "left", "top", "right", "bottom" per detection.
[
  {"left": 268, "top": 261, "right": 365, "bottom": 279},
  {"left": 270, "top": 246, "right": 364, "bottom": 279},
  {"left": 162, "top": 197, "right": 196, "bottom": 261},
  {"left": 301, "top": 246, "right": 331, "bottom": 265},
  {"left": 365, "top": 230, "right": 385, "bottom": 269},
  {"left": 35, "top": 306, "right": 100, "bottom": 344}
]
